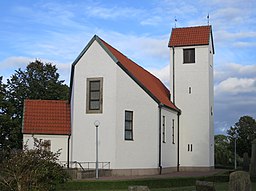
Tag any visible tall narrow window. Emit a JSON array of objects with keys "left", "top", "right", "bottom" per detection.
[
  {"left": 162, "top": 116, "right": 166, "bottom": 143},
  {"left": 183, "top": 48, "right": 195, "bottom": 63},
  {"left": 172, "top": 119, "right": 175, "bottom": 144},
  {"left": 189, "top": 87, "right": 192, "bottom": 94},
  {"left": 125, "top": 111, "right": 133, "bottom": 140},
  {"left": 86, "top": 77, "right": 103, "bottom": 113}
]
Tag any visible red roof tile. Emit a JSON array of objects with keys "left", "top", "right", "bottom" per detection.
[
  {"left": 23, "top": 100, "right": 71, "bottom": 135},
  {"left": 169, "top": 25, "right": 212, "bottom": 47},
  {"left": 99, "top": 38, "right": 179, "bottom": 111}
]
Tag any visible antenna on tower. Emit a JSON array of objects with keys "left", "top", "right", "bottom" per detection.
[
  {"left": 207, "top": 13, "right": 210, "bottom": 25},
  {"left": 174, "top": 17, "right": 177, "bottom": 28}
]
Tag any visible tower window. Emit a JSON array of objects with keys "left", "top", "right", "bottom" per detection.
[
  {"left": 183, "top": 48, "right": 195, "bottom": 63},
  {"left": 189, "top": 87, "right": 192, "bottom": 94}
]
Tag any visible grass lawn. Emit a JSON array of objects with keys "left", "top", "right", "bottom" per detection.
[{"left": 57, "top": 171, "right": 256, "bottom": 191}]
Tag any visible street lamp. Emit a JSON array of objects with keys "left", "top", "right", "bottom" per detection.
[
  {"left": 94, "top": 120, "right": 100, "bottom": 179},
  {"left": 234, "top": 134, "right": 238, "bottom": 170}
]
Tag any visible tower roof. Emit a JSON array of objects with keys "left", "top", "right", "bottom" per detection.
[{"left": 168, "top": 25, "right": 214, "bottom": 52}]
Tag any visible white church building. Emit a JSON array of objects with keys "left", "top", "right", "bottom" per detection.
[{"left": 23, "top": 25, "right": 214, "bottom": 176}]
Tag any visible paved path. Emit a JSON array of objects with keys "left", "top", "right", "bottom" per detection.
[{"left": 85, "top": 169, "right": 226, "bottom": 181}]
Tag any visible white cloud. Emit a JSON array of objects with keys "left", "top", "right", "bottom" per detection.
[{"left": 215, "top": 77, "right": 256, "bottom": 95}]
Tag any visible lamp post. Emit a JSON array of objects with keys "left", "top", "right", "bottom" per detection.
[
  {"left": 94, "top": 120, "right": 100, "bottom": 179},
  {"left": 234, "top": 134, "right": 238, "bottom": 170}
]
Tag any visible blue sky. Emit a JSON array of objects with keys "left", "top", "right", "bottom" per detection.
[{"left": 0, "top": 0, "right": 256, "bottom": 134}]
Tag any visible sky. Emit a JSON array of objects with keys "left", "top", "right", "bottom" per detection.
[{"left": 0, "top": 0, "right": 256, "bottom": 135}]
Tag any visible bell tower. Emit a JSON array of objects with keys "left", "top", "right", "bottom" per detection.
[{"left": 169, "top": 26, "right": 214, "bottom": 170}]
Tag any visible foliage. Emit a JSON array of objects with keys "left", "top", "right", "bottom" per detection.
[
  {"left": 1, "top": 59, "right": 69, "bottom": 150},
  {"left": 227, "top": 116, "right": 256, "bottom": 157},
  {"left": 0, "top": 137, "right": 69, "bottom": 191},
  {"left": 0, "top": 77, "right": 20, "bottom": 161},
  {"left": 214, "top": 134, "right": 233, "bottom": 166}
]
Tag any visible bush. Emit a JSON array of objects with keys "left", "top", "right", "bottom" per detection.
[{"left": 0, "top": 137, "right": 69, "bottom": 191}]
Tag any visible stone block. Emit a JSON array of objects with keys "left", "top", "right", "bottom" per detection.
[
  {"left": 229, "top": 171, "right": 251, "bottom": 191},
  {"left": 195, "top": 180, "right": 215, "bottom": 191},
  {"left": 128, "top": 186, "right": 150, "bottom": 191}
]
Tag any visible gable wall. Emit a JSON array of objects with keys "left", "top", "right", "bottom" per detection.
[{"left": 71, "top": 40, "right": 117, "bottom": 167}]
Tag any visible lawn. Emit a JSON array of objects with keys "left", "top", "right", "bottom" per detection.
[{"left": 56, "top": 171, "right": 256, "bottom": 191}]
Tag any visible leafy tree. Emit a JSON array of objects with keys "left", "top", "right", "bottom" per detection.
[
  {"left": 5, "top": 60, "right": 69, "bottom": 149},
  {"left": 0, "top": 137, "right": 69, "bottom": 191},
  {"left": 227, "top": 116, "right": 256, "bottom": 157},
  {"left": 0, "top": 77, "right": 20, "bottom": 161},
  {"left": 215, "top": 134, "right": 233, "bottom": 166}
]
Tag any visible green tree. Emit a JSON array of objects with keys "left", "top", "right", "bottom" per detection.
[
  {"left": 0, "top": 137, "right": 69, "bottom": 191},
  {"left": 0, "top": 77, "right": 20, "bottom": 161},
  {"left": 215, "top": 134, "right": 233, "bottom": 166},
  {"left": 227, "top": 116, "right": 256, "bottom": 157},
  {"left": 6, "top": 60, "right": 69, "bottom": 149}
]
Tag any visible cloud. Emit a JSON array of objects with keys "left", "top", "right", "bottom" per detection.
[
  {"left": 148, "top": 65, "right": 170, "bottom": 87},
  {"left": 215, "top": 77, "right": 256, "bottom": 95}
]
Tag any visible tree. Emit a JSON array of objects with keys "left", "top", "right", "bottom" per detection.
[
  {"left": 0, "top": 77, "right": 20, "bottom": 161},
  {"left": 215, "top": 134, "right": 233, "bottom": 166},
  {"left": 5, "top": 60, "right": 69, "bottom": 149},
  {"left": 0, "top": 137, "right": 69, "bottom": 191},
  {"left": 227, "top": 116, "right": 256, "bottom": 158}
]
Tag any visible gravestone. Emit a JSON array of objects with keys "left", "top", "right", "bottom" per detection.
[
  {"left": 250, "top": 139, "right": 256, "bottom": 179},
  {"left": 195, "top": 180, "right": 215, "bottom": 191},
  {"left": 229, "top": 171, "right": 251, "bottom": 191},
  {"left": 243, "top": 152, "right": 249, "bottom": 172},
  {"left": 128, "top": 186, "right": 150, "bottom": 191}
]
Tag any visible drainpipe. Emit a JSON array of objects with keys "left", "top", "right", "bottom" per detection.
[
  {"left": 177, "top": 112, "right": 180, "bottom": 172},
  {"left": 172, "top": 46, "right": 175, "bottom": 104},
  {"left": 158, "top": 104, "right": 163, "bottom": 174},
  {"left": 67, "top": 134, "right": 71, "bottom": 168}
]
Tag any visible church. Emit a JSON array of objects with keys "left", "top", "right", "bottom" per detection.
[{"left": 23, "top": 25, "right": 214, "bottom": 176}]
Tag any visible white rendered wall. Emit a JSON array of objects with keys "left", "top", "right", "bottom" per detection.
[
  {"left": 161, "top": 107, "right": 178, "bottom": 168},
  {"left": 23, "top": 134, "right": 68, "bottom": 163},
  {"left": 71, "top": 40, "right": 117, "bottom": 168},
  {"left": 170, "top": 43, "right": 214, "bottom": 168},
  {"left": 115, "top": 64, "right": 160, "bottom": 169}
]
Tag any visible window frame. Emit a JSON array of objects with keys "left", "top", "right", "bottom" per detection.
[
  {"left": 86, "top": 77, "right": 103, "bottom": 114},
  {"left": 124, "top": 110, "right": 133, "bottom": 141},
  {"left": 183, "top": 48, "right": 195, "bottom": 64}
]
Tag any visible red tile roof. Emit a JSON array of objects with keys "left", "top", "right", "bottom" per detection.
[
  {"left": 169, "top": 25, "right": 212, "bottom": 47},
  {"left": 98, "top": 37, "right": 179, "bottom": 111},
  {"left": 23, "top": 100, "right": 71, "bottom": 135}
]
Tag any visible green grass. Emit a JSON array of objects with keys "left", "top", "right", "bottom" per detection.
[{"left": 56, "top": 171, "right": 256, "bottom": 191}]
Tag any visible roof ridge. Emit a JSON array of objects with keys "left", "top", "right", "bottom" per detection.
[{"left": 172, "top": 25, "right": 211, "bottom": 30}]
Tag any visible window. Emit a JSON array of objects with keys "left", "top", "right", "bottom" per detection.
[
  {"left": 183, "top": 48, "right": 195, "bottom": 63},
  {"left": 125, "top": 111, "right": 133, "bottom": 140},
  {"left": 162, "top": 116, "right": 166, "bottom": 143},
  {"left": 188, "top": 144, "right": 193, "bottom": 152},
  {"left": 172, "top": 119, "right": 175, "bottom": 144},
  {"left": 189, "top": 87, "right": 192, "bottom": 94},
  {"left": 42, "top": 140, "right": 51, "bottom": 151},
  {"left": 86, "top": 77, "right": 103, "bottom": 113}
]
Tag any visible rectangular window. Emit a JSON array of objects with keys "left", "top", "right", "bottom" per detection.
[
  {"left": 86, "top": 77, "right": 103, "bottom": 113},
  {"left": 42, "top": 140, "right": 51, "bottom": 151},
  {"left": 183, "top": 48, "right": 195, "bottom": 63},
  {"left": 189, "top": 87, "right": 192, "bottom": 94},
  {"left": 188, "top": 144, "right": 193, "bottom": 152},
  {"left": 125, "top": 111, "right": 133, "bottom": 140},
  {"left": 172, "top": 119, "right": 175, "bottom": 144},
  {"left": 162, "top": 116, "right": 166, "bottom": 143}
]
